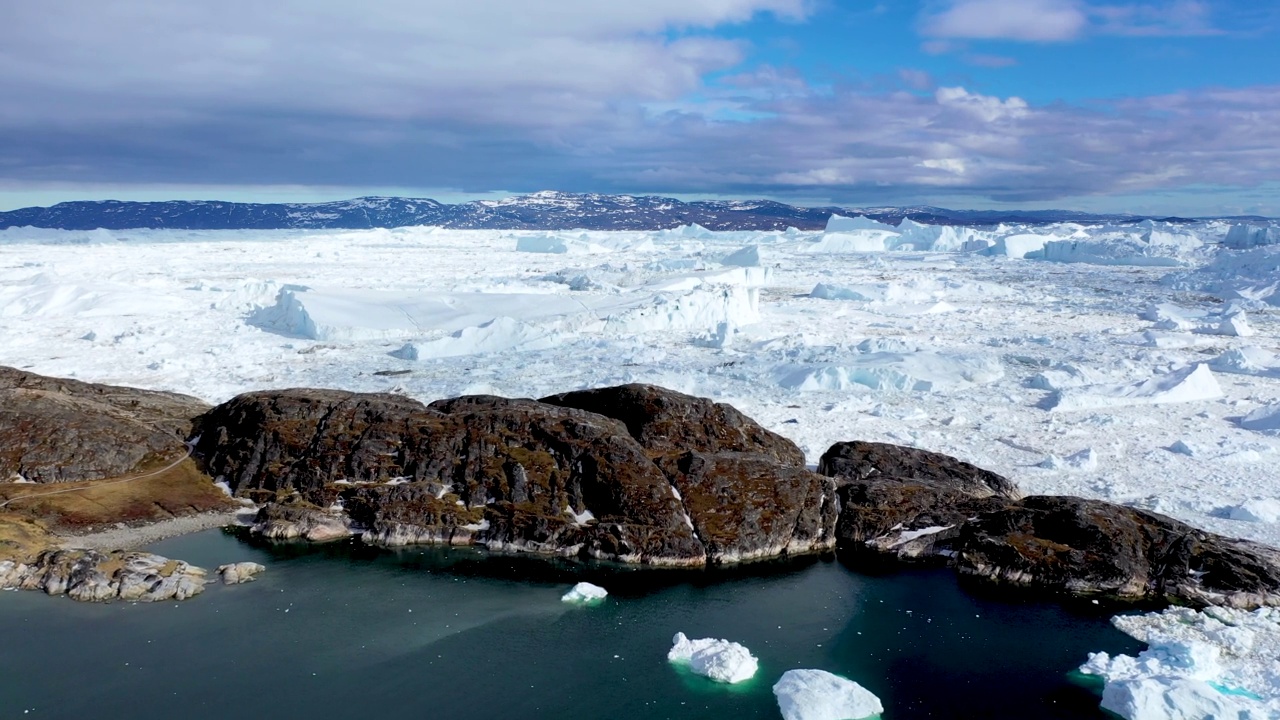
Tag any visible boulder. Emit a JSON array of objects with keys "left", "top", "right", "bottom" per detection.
[
  {"left": 217, "top": 561, "right": 265, "bottom": 585},
  {"left": 0, "top": 367, "right": 209, "bottom": 483},
  {"left": 818, "top": 441, "right": 1019, "bottom": 561},
  {"left": 954, "top": 496, "right": 1280, "bottom": 607}
]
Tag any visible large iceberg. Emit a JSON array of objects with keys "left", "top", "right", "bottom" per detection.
[
  {"left": 1080, "top": 605, "right": 1279, "bottom": 719},
  {"left": 667, "top": 632, "right": 758, "bottom": 684},
  {"left": 773, "top": 669, "right": 883, "bottom": 720}
]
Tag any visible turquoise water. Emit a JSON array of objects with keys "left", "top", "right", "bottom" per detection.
[{"left": 0, "top": 530, "right": 1141, "bottom": 719}]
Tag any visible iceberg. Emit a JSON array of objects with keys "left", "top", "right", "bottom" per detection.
[
  {"left": 773, "top": 669, "right": 883, "bottom": 720},
  {"left": 560, "top": 582, "right": 608, "bottom": 604},
  {"left": 667, "top": 632, "right": 758, "bottom": 684},
  {"left": 1080, "top": 605, "right": 1280, "bottom": 720},
  {"left": 1044, "top": 364, "right": 1222, "bottom": 412}
]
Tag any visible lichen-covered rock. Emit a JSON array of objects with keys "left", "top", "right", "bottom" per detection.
[
  {"left": 819, "top": 440, "right": 1020, "bottom": 500},
  {"left": 192, "top": 386, "right": 834, "bottom": 567},
  {"left": 818, "top": 441, "right": 1020, "bottom": 561},
  {"left": 0, "top": 367, "right": 209, "bottom": 483},
  {"left": 541, "top": 384, "right": 806, "bottom": 470},
  {"left": 954, "top": 496, "right": 1280, "bottom": 608},
  {"left": 217, "top": 561, "right": 265, "bottom": 585},
  {"left": 0, "top": 549, "right": 208, "bottom": 602},
  {"left": 668, "top": 452, "right": 837, "bottom": 564},
  {"left": 252, "top": 502, "right": 352, "bottom": 541}
]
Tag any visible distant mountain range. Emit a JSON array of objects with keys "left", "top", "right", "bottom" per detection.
[{"left": 0, "top": 191, "right": 1267, "bottom": 231}]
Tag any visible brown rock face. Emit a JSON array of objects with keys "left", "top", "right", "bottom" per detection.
[
  {"left": 0, "top": 367, "right": 209, "bottom": 483},
  {"left": 541, "top": 384, "right": 806, "bottom": 469},
  {"left": 953, "top": 496, "right": 1280, "bottom": 608},
  {"left": 192, "top": 385, "right": 836, "bottom": 566},
  {"left": 818, "top": 441, "right": 1020, "bottom": 561},
  {"left": 669, "top": 452, "right": 837, "bottom": 563}
]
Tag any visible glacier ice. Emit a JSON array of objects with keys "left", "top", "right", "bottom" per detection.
[
  {"left": 773, "top": 669, "right": 883, "bottom": 720},
  {"left": 667, "top": 632, "right": 758, "bottom": 684}
]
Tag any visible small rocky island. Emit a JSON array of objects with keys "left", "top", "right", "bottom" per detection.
[{"left": 2, "top": 367, "right": 1278, "bottom": 609}]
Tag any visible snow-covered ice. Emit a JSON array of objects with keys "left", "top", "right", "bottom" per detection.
[
  {"left": 773, "top": 669, "right": 883, "bottom": 720},
  {"left": 667, "top": 632, "right": 758, "bottom": 684},
  {"left": 560, "top": 582, "right": 608, "bottom": 604},
  {"left": 1, "top": 221, "right": 1278, "bottom": 549},
  {"left": 1080, "top": 605, "right": 1280, "bottom": 719}
]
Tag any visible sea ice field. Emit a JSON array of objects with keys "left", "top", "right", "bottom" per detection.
[
  {"left": 3, "top": 217, "right": 1278, "bottom": 549},
  {"left": 4, "top": 216, "right": 1280, "bottom": 717}
]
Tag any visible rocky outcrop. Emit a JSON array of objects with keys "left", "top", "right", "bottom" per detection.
[
  {"left": 252, "top": 502, "right": 352, "bottom": 541},
  {"left": 953, "top": 496, "right": 1280, "bottom": 608},
  {"left": 217, "top": 562, "right": 265, "bottom": 585},
  {"left": 192, "top": 385, "right": 835, "bottom": 566},
  {"left": 0, "top": 367, "right": 209, "bottom": 483},
  {"left": 541, "top": 384, "right": 806, "bottom": 471},
  {"left": 819, "top": 441, "right": 1020, "bottom": 561},
  {"left": 0, "top": 549, "right": 207, "bottom": 601}
]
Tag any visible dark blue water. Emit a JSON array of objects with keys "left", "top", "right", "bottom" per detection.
[{"left": 0, "top": 530, "right": 1140, "bottom": 719}]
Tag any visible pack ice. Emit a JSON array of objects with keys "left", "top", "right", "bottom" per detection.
[
  {"left": 1080, "top": 606, "right": 1280, "bottom": 719},
  {"left": 667, "top": 632, "right": 758, "bottom": 684}
]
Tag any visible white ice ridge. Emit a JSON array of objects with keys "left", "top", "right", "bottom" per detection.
[
  {"left": 773, "top": 669, "right": 883, "bottom": 720},
  {"left": 1044, "top": 364, "right": 1222, "bottom": 412},
  {"left": 1080, "top": 605, "right": 1280, "bottom": 720},
  {"left": 667, "top": 632, "right": 759, "bottom": 684},
  {"left": 560, "top": 582, "right": 608, "bottom": 604}
]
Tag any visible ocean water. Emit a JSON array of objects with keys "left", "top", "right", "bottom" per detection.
[{"left": 0, "top": 529, "right": 1142, "bottom": 719}]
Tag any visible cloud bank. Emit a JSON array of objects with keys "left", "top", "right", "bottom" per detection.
[{"left": 1, "top": 0, "right": 1278, "bottom": 208}]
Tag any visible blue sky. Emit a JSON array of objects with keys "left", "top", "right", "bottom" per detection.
[{"left": 2, "top": 0, "right": 1279, "bottom": 215}]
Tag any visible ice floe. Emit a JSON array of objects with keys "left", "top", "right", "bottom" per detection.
[
  {"left": 773, "top": 669, "right": 883, "bottom": 720},
  {"left": 1043, "top": 364, "right": 1223, "bottom": 412},
  {"left": 667, "top": 632, "right": 758, "bottom": 684},
  {"left": 1080, "top": 605, "right": 1280, "bottom": 719},
  {"left": 560, "top": 582, "right": 608, "bottom": 604}
]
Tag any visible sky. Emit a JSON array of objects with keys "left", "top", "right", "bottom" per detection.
[{"left": 2, "top": 0, "right": 1279, "bottom": 215}]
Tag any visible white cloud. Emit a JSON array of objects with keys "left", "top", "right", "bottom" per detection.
[
  {"left": 921, "top": 0, "right": 1088, "bottom": 42},
  {"left": 935, "top": 87, "right": 1030, "bottom": 122}
]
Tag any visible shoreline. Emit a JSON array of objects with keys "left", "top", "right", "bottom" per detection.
[{"left": 56, "top": 508, "right": 257, "bottom": 552}]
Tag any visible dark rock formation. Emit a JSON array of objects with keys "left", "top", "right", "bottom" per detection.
[
  {"left": 0, "top": 367, "right": 209, "bottom": 483},
  {"left": 819, "top": 441, "right": 1020, "bottom": 499},
  {"left": 818, "top": 441, "right": 1020, "bottom": 561},
  {"left": 541, "top": 384, "right": 806, "bottom": 473},
  {"left": 953, "top": 496, "right": 1280, "bottom": 608},
  {"left": 192, "top": 385, "right": 835, "bottom": 566}
]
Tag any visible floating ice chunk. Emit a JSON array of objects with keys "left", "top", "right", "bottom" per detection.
[
  {"left": 515, "top": 235, "right": 610, "bottom": 255},
  {"left": 1045, "top": 364, "right": 1222, "bottom": 412},
  {"left": 990, "top": 233, "right": 1048, "bottom": 259},
  {"left": 720, "top": 245, "right": 764, "bottom": 267},
  {"left": 773, "top": 669, "right": 883, "bottom": 720},
  {"left": 1210, "top": 347, "right": 1280, "bottom": 378},
  {"left": 560, "top": 582, "right": 608, "bottom": 604},
  {"left": 604, "top": 285, "right": 759, "bottom": 335},
  {"left": 1100, "top": 677, "right": 1268, "bottom": 720},
  {"left": 1240, "top": 405, "right": 1280, "bottom": 432},
  {"left": 667, "top": 632, "right": 758, "bottom": 684},
  {"left": 774, "top": 352, "right": 1003, "bottom": 393},
  {"left": 1227, "top": 499, "right": 1280, "bottom": 523},
  {"left": 825, "top": 214, "right": 897, "bottom": 233},
  {"left": 1028, "top": 364, "right": 1102, "bottom": 391},
  {"left": 1223, "top": 223, "right": 1280, "bottom": 249},
  {"left": 1196, "top": 311, "right": 1257, "bottom": 338},
  {"left": 1131, "top": 330, "right": 1206, "bottom": 349},
  {"left": 1079, "top": 606, "right": 1280, "bottom": 720},
  {"left": 1141, "top": 302, "right": 1206, "bottom": 324},
  {"left": 692, "top": 321, "right": 735, "bottom": 349},
  {"left": 1168, "top": 440, "right": 1199, "bottom": 457},
  {"left": 391, "top": 317, "right": 558, "bottom": 360}
]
